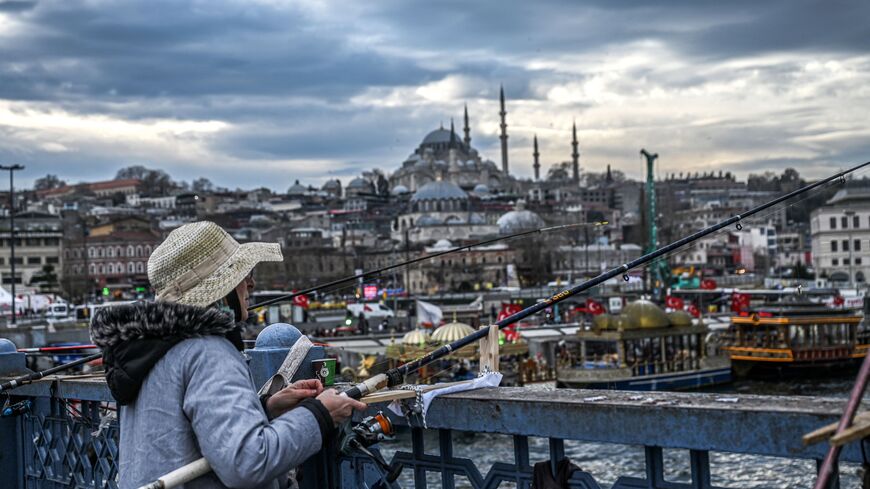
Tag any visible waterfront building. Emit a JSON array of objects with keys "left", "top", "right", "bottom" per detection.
[
  {"left": 0, "top": 212, "right": 63, "bottom": 294},
  {"left": 811, "top": 187, "right": 870, "bottom": 287}
]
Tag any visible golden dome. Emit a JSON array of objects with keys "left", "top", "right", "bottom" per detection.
[
  {"left": 622, "top": 300, "right": 670, "bottom": 329},
  {"left": 431, "top": 321, "right": 475, "bottom": 343},
  {"left": 593, "top": 314, "right": 616, "bottom": 330},
  {"left": 402, "top": 329, "right": 431, "bottom": 345},
  {"left": 667, "top": 311, "right": 693, "bottom": 327}
]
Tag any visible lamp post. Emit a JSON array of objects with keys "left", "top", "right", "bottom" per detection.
[{"left": 1, "top": 164, "right": 24, "bottom": 325}]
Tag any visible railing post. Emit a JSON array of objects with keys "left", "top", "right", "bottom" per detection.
[
  {"left": 439, "top": 429, "right": 454, "bottom": 488},
  {"left": 644, "top": 446, "right": 665, "bottom": 489},
  {"left": 689, "top": 450, "right": 711, "bottom": 489}
]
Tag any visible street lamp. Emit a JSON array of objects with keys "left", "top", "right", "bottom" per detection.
[{"left": 1, "top": 164, "right": 25, "bottom": 325}]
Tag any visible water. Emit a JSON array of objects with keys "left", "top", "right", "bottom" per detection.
[{"left": 377, "top": 375, "right": 866, "bottom": 488}]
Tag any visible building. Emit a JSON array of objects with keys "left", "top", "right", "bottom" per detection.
[
  {"left": 811, "top": 188, "right": 870, "bottom": 287},
  {"left": 406, "top": 239, "right": 515, "bottom": 294},
  {"left": 0, "top": 212, "right": 63, "bottom": 294}
]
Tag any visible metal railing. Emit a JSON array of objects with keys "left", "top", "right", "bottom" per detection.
[{"left": 2, "top": 346, "right": 867, "bottom": 488}]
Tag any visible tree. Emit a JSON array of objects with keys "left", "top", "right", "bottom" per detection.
[
  {"left": 32, "top": 264, "right": 60, "bottom": 294},
  {"left": 191, "top": 178, "right": 214, "bottom": 193},
  {"left": 34, "top": 174, "right": 66, "bottom": 190},
  {"left": 115, "top": 165, "right": 150, "bottom": 180},
  {"left": 116, "top": 165, "right": 175, "bottom": 196}
]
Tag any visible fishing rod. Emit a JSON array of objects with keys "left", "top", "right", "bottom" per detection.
[
  {"left": 18, "top": 345, "right": 98, "bottom": 353},
  {"left": 0, "top": 221, "right": 599, "bottom": 393},
  {"left": 342, "top": 160, "right": 870, "bottom": 399},
  {"left": 0, "top": 353, "right": 102, "bottom": 393},
  {"left": 246, "top": 221, "right": 605, "bottom": 310}
]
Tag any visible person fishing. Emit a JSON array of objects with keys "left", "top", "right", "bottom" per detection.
[{"left": 89, "top": 221, "right": 366, "bottom": 489}]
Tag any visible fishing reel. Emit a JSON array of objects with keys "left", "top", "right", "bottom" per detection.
[{"left": 340, "top": 412, "right": 403, "bottom": 485}]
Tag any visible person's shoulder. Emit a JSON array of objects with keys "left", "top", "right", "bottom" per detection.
[{"left": 169, "top": 335, "right": 242, "bottom": 362}]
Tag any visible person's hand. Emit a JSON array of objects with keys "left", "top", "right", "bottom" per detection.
[
  {"left": 316, "top": 389, "right": 368, "bottom": 425},
  {"left": 266, "top": 379, "right": 324, "bottom": 418}
]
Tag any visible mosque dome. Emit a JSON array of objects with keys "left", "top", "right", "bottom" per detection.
[
  {"left": 322, "top": 179, "right": 341, "bottom": 191},
  {"left": 622, "top": 300, "right": 670, "bottom": 329},
  {"left": 497, "top": 201, "right": 545, "bottom": 234},
  {"left": 402, "top": 329, "right": 431, "bottom": 346},
  {"left": 347, "top": 177, "right": 372, "bottom": 190},
  {"left": 431, "top": 321, "right": 475, "bottom": 343},
  {"left": 472, "top": 183, "right": 490, "bottom": 194},
  {"left": 421, "top": 127, "right": 461, "bottom": 146},
  {"left": 288, "top": 180, "right": 307, "bottom": 196},
  {"left": 432, "top": 239, "right": 453, "bottom": 250},
  {"left": 391, "top": 184, "right": 410, "bottom": 195},
  {"left": 410, "top": 180, "right": 468, "bottom": 202}
]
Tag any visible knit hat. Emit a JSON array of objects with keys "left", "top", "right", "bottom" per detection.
[{"left": 148, "top": 221, "right": 283, "bottom": 306}]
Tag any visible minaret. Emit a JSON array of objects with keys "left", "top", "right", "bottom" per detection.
[
  {"left": 533, "top": 135, "right": 541, "bottom": 181},
  {"left": 463, "top": 104, "right": 471, "bottom": 148},
  {"left": 499, "top": 85, "right": 509, "bottom": 174},
  {"left": 449, "top": 119, "right": 456, "bottom": 148},
  {"left": 571, "top": 120, "right": 580, "bottom": 183}
]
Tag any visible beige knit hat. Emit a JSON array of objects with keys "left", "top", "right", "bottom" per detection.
[{"left": 148, "top": 221, "right": 283, "bottom": 307}]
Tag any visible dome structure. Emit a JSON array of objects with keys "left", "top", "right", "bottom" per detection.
[
  {"left": 402, "top": 329, "right": 431, "bottom": 346},
  {"left": 322, "top": 179, "right": 341, "bottom": 191},
  {"left": 431, "top": 321, "right": 475, "bottom": 343},
  {"left": 473, "top": 183, "right": 490, "bottom": 194},
  {"left": 432, "top": 239, "right": 453, "bottom": 250},
  {"left": 410, "top": 180, "right": 468, "bottom": 202},
  {"left": 421, "top": 127, "right": 461, "bottom": 146},
  {"left": 391, "top": 184, "right": 410, "bottom": 195},
  {"left": 622, "top": 300, "right": 670, "bottom": 329},
  {"left": 667, "top": 311, "right": 694, "bottom": 327},
  {"left": 347, "top": 177, "right": 372, "bottom": 190},
  {"left": 287, "top": 180, "right": 307, "bottom": 196},
  {"left": 497, "top": 201, "right": 545, "bottom": 234}
]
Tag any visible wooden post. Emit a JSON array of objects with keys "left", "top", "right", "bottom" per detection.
[{"left": 479, "top": 324, "right": 500, "bottom": 373}]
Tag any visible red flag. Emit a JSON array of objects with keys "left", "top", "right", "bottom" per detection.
[
  {"left": 585, "top": 298, "right": 605, "bottom": 316},
  {"left": 292, "top": 292, "right": 309, "bottom": 309},
  {"left": 700, "top": 278, "right": 717, "bottom": 290},
  {"left": 665, "top": 295, "right": 685, "bottom": 310},
  {"left": 833, "top": 295, "right": 845, "bottom": 306},
  {"left": 731, "top": 293, "right": 750, "bottom": 314},
  {"left": 686, "top": 304, "right": 701, "bottom": 318},
  {"left": 497, "top": 303, "right": 523, "bottom": 322}
]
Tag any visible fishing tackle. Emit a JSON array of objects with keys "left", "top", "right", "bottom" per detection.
[{"left": 0, "top": 353, "right": 102, "bottom": 393}]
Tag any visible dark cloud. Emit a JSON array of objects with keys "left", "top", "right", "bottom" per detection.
[{"left": 1, "top": 0, "right": 869, "bottom": 189}]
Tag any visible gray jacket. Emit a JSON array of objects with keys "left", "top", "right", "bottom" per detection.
[{"left": 91, "top": 302, "right": 330, "bottom": 489}]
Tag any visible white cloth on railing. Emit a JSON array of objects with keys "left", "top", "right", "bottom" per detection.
[{"left": 388, "top": 372, "right": 502, "bottom": 426}]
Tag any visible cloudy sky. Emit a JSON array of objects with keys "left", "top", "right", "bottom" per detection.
[{"left": 1, "top": 0, "right": 869, "bottom": 190}]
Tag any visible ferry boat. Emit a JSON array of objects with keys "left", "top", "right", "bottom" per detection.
[
  {"left": 721, "top": 301, "right": 868, "bottom": 377},
  {"left": 555, "top": 300, "right": 732, "bottom": 391}
]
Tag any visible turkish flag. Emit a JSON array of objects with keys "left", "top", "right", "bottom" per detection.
[
  {"left": 292, "top": 292, "right": 309, "bottom": 309},
  {"left": 497, "top": 303, "right": 523, "bottom": 322},
  {"left": 730, "top": 293, "right": 750, "bottom": 314},
  {"left": 665, "top": 295, "right": 685, "bottom": 310},
  {"left": 586, "top": 298, "right": 605, "bottom": 316},
  {"left": 700, "top": 278, "right": 717, "bottom": 290},
  {"left": 686, "top": 304, "right": 701, "bottom": 318}
]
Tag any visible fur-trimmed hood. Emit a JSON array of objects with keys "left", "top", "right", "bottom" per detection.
[
  {"left": 90, "top": 301, "right": 241, "bottom": 405},
  {"left": 91, "top": 301, "right": 237, "bottom": 348}
]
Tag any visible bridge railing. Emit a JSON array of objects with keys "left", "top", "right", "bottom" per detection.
[{"left": 1, "top": 345, "right": 866, "bottom": 489}]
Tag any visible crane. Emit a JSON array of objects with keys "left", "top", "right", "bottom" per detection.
[{"left": 641, "top": 149, "right": 670, "bottom": 298}]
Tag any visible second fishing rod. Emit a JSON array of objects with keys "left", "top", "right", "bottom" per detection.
[{"left": 342, "top": 160, "right": 870, "bottom": 399}]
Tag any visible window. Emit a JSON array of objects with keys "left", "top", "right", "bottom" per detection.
[
  {"left": 136, "top": 262, "right": 145, "bottom": 273},
  {"left": 0, "top": 258, "right": 4, "bottom": 265},
  {"left": 830, "top": 217, "right": 837, "bottom": 229},
  {"left": 857, "top": 258, "right": 863, "bottom": 266},
  {"left": 833, "top": 258, "right": 839, "bottom": 266},
  {"left": 856, "top": 240, "right": 862, "bottom": 251},
  {"left": 843, "top": 240, "right": 850, "bottom": 252},
  {"left": 46, "top": 256, "right": 59, "bottom": 264},
  {"left": 832, "top": 241, "right": 838, "bottom": 252},
  {"left": 97, "top": 264, "right": 104, "bottom": 274},
  {"left": 127, "top": 245, "right": 134, "bottom": 257},
  {"left": 88, "top": 247, "right": 95, "bottom": 258},
  {"left": 89, "top": 264, "right": 95, "bottom": 275},
  {"left": 27, "top": 257, "right": 41, "bottom": 265},
  {"left": 842, "top": 216, "right": 848, "bottom": 228},
  {"left": 145, "top": 245, "right": 152, "bottom": 255},
  {"left": 128, "top": 263, "right": 135, "bottom": 274},
  {"left": 844, "top": 258, "right": 851, "bottom": 266},
  {"left": 855, "top": 216, "right": 861, "bottom": 228},
  {"left": 136, "top": 246, "right": 143, "bottom": 257},
  {"left": 12, "top": 257, "right": 22, "bottom": 265},
  {"left": 107, "top": 263, "right": 114, "bottom": 274},
  {"left": 107, "top": 247, "right": 115, "bottom": 258}
]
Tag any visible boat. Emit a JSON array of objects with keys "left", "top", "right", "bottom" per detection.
[
  {"left": 721, "top": 300, "right": 867, "bottom": 377},
  {"left": 555, "top": 300, "right": 732, "bottom": 391}
]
